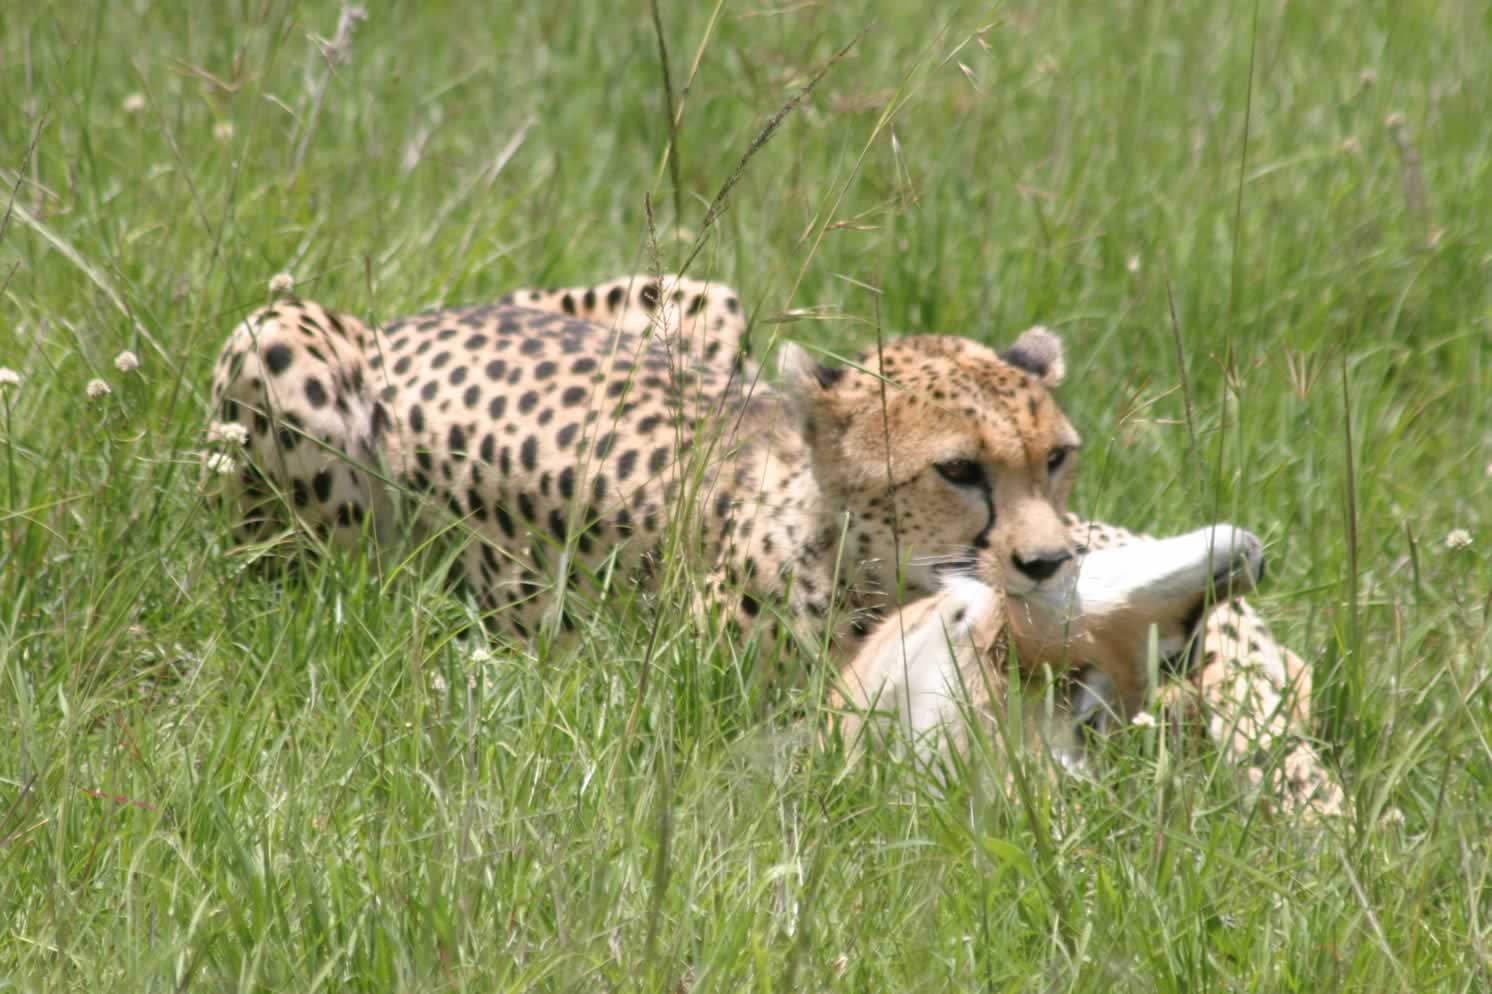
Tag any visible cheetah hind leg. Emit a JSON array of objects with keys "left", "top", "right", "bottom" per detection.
[{"left": 204, "top": 299, "right": 399, "bottom": 562}]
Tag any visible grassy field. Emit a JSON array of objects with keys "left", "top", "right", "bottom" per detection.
[{"left": 3, "top": 0, "right": 1490, "bottom": 990}]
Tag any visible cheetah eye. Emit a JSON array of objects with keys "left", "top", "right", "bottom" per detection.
[
  {"left": 934, "top": 459, "right": 985, "bottom": 488},
  {"left": 1047, "top": 447, "right": 1071, "bottom": 474}
]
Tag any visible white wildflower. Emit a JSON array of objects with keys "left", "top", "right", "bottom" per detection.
[
  {"left": 213, "top": 121, "right": 235, "bottom": 143},
  {"left": 468, "top": 645, "right": 498, "bottom": 691},
  {"left": 0, "top": 367, "right": 20, "bottom": 390},
  {"left": 86, "top": 378, "right": 112, "bottom": 399},
  {"left": 1339, "top": 136, "right": 1362, "bottom": 155},
  {"left": 207, "top": 421, "right": 250, "bottom": 446},
  {"left": 1445, "top": 529, "right": 1473, "bottom": 551},
  {"left": 1485, "top": 462, "right": 1492, "bottom": 479},
  {"left": 431, "top": 672, "right": 448, "bottom": 693},
  {"left": 268, "top": 272, "right": 295, "bottom": 296},
  {"left": 122, "top": 93, "right": 147, "bottom": 114},
  {"left": 204, "top": 451, "right": 237, "bottom": 476},
  {"left": 1358, "top": 68, "right": 1378, "bottom": 89},
  {"left": 1126, "top": 255, "right": 1141, "bottom": 274},
  {"left": 1384, "top": 111, "right": 1406, "bottom": 129},
  {"left": 1131, "top": 711, "right": 1157, "bottom": 728},
  {"left": 114, "top": 350, "right": 140, "bottom": 373}
]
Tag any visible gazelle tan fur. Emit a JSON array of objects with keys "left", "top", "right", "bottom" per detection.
[{"left": 832, "top": 525, "right": 1265, "bottom": 768}]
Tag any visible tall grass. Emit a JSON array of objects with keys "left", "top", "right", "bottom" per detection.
[{"left": 2, "top": 1, "right": 1489, "bottom": 990}]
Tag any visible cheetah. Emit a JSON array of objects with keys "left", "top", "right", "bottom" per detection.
[{"left": 205, "top": 273, "right": 1342, "bottom": 814}]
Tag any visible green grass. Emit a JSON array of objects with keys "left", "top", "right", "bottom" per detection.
[{"left": 3, "top": 0, "right": 1491, "bottom": 990}]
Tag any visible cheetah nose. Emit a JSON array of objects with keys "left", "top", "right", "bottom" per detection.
[{"left": 1012, "top": 548, "right": 1073, "bottom": 584}]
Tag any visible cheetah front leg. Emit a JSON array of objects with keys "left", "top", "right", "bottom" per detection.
[{"left": 1182, "top": 600, "right": 1345, "bottom": 817}]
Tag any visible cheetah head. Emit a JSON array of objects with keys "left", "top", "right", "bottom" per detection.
[{"left": 779, "top": 328, "right": 1079, "bottom": 601}]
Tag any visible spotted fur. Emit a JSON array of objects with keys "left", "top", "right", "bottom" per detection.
[
  {"left": 204, "top": 273, "right": 1341, "bottom": 815},
  {"left": 207, "top": 275, "right": 1090, "bottom": 651}
]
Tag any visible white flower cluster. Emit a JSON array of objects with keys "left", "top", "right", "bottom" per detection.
[
  {"left": 207, "top": 421, "right": 251, "bottom": 446},
  {"left": 203, "top": 452, "right": 237, "bottom": 476}
]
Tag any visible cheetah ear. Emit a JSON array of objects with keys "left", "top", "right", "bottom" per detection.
[
  {"left": 778, "top": 342, "right": 848, "bottom": 398},
  {"left": 777, "top": 342, "right": 849, "bottom": 439},
  {"left": 1000, "top": 325, "right": 1065, "bottom": 387}
]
